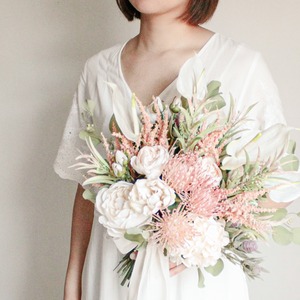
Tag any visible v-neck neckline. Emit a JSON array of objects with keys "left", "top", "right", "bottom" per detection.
[{"left": 117, "top": 32, "right": 219, "bottom": 103}]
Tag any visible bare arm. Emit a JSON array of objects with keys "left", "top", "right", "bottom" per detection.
[{"left": 64, "top": 184, "right": 94, "bottom": 300}]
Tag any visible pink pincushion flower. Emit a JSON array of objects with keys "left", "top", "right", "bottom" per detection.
[
  {"left": 151, "top": 207, "right": 196, "bottom": 254},
  {"left": 162, "top": 152, "right": 224, "bottom": 217}
]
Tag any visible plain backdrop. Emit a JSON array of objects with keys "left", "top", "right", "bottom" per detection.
[{"left": 0, "top": 1, "right": 299, "bottom": 299}]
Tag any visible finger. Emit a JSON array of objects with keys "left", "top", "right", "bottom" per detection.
[
  {"left": 169, "top": 264, "right": 186, "bottom": 277},
  {"left": 169, "top": 262, "right": 177, "bottom": 269}
]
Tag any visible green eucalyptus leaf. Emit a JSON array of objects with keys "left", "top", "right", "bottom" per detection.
[
  {"left": 79, "top": 130, "right": 90, "bottom": 140},
  {"left": 82, "top": 189, "right": 96, "bottom": 203},
  {"left": 204, "top": 95, "right": 226, "bottom": 112},
  {"left": 79, "top": 130, "right": 101, "bottom": 145},
  {"left": 197, "top": 268, "right": 205, "bottom": 288},
  {"left": 280, "top": 154, "right": 299, "bottom": 171},
  {"left": 272, "top": 226, "right": 293, "bottom": 245},
  {"left": 124, "top": 233, "right": 145, "bottom": 244},
  {"left": 297, "top": 212, "right": 300, "bottom": 218},
  {"left": 181, "top": 97, "right": 189, "bottom": 109},
  {"left": 287, "top": 140, "right": 296, "bottom": 154},
  {"left": 292, "top": 228, "right": 300, "bottom": 245},
  {"left": 271, "top": 208, "right": 288, "bottom": 221},
  {"left": 205, "top": 259, "right": 224, "bottom": 277},
  {"left": 86, "top": 99, "right": 96, "bottom": 115},
  {"left": 206, "top": 81, "right": 221, "bottom": 99}
]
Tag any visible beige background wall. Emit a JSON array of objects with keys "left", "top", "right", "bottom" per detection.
[{"left": 1, "top": 1, "right": 299, "bottom": 299}]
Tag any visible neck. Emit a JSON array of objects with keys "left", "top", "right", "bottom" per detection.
[{"left": 136, "top": 14, "right": 199, "bottom": 53}]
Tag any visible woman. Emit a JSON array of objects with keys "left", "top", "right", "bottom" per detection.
[{"left": 54, "top": 0, "right": 288, "bottom": 299}]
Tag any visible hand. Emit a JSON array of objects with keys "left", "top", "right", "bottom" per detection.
[{"left": 169, "top": 261, "right": 186, "bottom": 277}]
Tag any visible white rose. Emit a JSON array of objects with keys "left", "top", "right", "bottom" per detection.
[
  {"left": 131, "top": 145, "right": 169, "bottom": 179},
  {"left": 95, "top": 181, "right": 150, "bottom": 238},
  {"left": 129, "top": 179, "right": 175, "bottom": 215},
  {"left": 169, "top": 217, "right": 229, "bottom": 268}
]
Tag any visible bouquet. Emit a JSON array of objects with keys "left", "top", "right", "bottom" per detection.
[{"left": 72, "top": 56, "right": 300, "bottom": 289}]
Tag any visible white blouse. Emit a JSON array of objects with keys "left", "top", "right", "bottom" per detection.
[{"left": 53, "top": 32, "right": 286, "bottom": 300}]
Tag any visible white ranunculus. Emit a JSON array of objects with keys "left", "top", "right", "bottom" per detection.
[
  {"left": 169, "top": 217, "right": 229, "bottom": 268},
  {"left": 129, "top": 179, "right": 176, "bottom": 215},
  {"left": 95, "top": 181, "right": 150, "bottom": 238},
  {"left": 131, "top": 146, "right": 170, "bottom": 179}
]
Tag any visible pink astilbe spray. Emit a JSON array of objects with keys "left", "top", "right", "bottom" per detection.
[
  {"left": 136, "top": 98, "right": 154, "bottom": 146},
  {"left": 216, "top": 191, "right": 276, "bottom": 233},
  {"left": 197, "top": 127, "right": 229, "bottom": 164},
  {"left": 136, "top": 97, "right": 169, "bottom": 147},
  {"left": 162, "top": 152, "right": 225, "bottom": 217},
  {"left": 101, "top": 132, "right": 114, "bottom": 165},
  {"left": 151, "top": 206, "right": 196, "bottom": 252}
]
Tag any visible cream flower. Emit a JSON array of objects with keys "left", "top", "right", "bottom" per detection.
[
  {"left": 95, "top": 181, "right": 150, "bottom": 238},
  {"left": 112, "top": 163, "right": 124, "bottom": 177},
  {"left": 131, "top": 145, "right": 170, "bottom": 179},
  {"left": 129, "top": 179, "right": 176, "bottom": 215},
  {"left": 201, "top": 157, "right": 223, "bottom": 186},
  {"left": 169, "top": 217, "right": 229, "bottom": 268}
]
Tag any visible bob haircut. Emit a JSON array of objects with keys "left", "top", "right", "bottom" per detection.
[{"left": 116, "top": 0, "right": 219, "bottom": 25}]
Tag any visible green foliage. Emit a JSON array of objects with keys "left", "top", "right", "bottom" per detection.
[
  {"left": 124, "top": 233, "right": 145, "bottom": 245},
  {"left": 271, "top": 208, "right": 288, "bottom": 221},
  {"left": 280, "top": 154, "right": 299, "bottom": 171},
  {"left": 115, "top": 250, "right": 136, "bottom": 287},
  {"left": 205, "top": 259, "right": 224, "bottom": 276},
  {"left": 82, "top": 189, "right": 96, "bottom": 203},
  {"left": 197, "top": 268, "right": 205, "bottom": 288},
  {"left": 292, "top": 228, "right": 300, "bottom": 245},
  {"left": 287, "top": 139, "right": 297, "bottom": 154},
  {"left": 272, "top": 226, "right": 293, "bottom": 245},
  {"left": 79, "top": 130, "right": 101, "bottom": 145},
  {"left": 83, "top": 175, "right": 117, "bottom": 186}
]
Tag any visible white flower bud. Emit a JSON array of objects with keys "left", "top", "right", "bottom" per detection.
[
  {"left": 112, "top": 163, "right": 124, "bottom": 177},
  {"left": 115, "top": 150, "right": 128, "bottom": 166}
]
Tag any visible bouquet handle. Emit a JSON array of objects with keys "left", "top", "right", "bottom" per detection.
[{"left": 127, "top": 242, "right": 170, "bottom": 300}]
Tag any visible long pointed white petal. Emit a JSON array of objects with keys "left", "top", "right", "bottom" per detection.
[
  {"left": 106, "top": 82, "right": 139, "bottom": 142},
  {"left": 264, "top": 171, "right": 300, "bottom": 202},
  {"left": 177, "top": 55, "right": 207, "bottom": 100}
]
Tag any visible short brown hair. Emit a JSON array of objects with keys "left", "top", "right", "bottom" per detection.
[{"left": 116, "top": 0, "right": 219, "bottom": 25}]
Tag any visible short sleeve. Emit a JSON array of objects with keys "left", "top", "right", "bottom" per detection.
[
  {"left": 242, "top": 53, "right": 286, "bottom": 129},
  {"left": 53, "top": 63, "right": 89, "bottom": 185}
]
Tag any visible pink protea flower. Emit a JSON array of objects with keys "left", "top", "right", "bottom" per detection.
[
  {"left": 162, "top": 152, "right": 224, "bottom": 217},
  {"left": 151, "top": 206, "right": 196, "bottom": 253},
  {"left": 185, "top": 185, "right": 228, "bottom": 217}
]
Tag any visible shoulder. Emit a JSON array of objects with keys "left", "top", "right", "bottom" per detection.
[
  {"left": 82, "top": 43, "right": 123, "bottom": 81},
  {"left": 207, "top": 33, "right": 271, "bottom": 85},
  {"left": 214, "top": 33, "right": 261, "bottom": 62}
]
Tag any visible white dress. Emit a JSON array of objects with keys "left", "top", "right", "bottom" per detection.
[{"left": 54, "top": 33, "right": 285, "bottom": 300}]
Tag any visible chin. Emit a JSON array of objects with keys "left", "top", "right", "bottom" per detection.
[{"left": 129, "top": 0, "right": 187, "bottom": 16}]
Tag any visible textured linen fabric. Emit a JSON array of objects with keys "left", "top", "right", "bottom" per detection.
[{"left": 53, "top": 33, "right": 286, "bottom": 300}]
